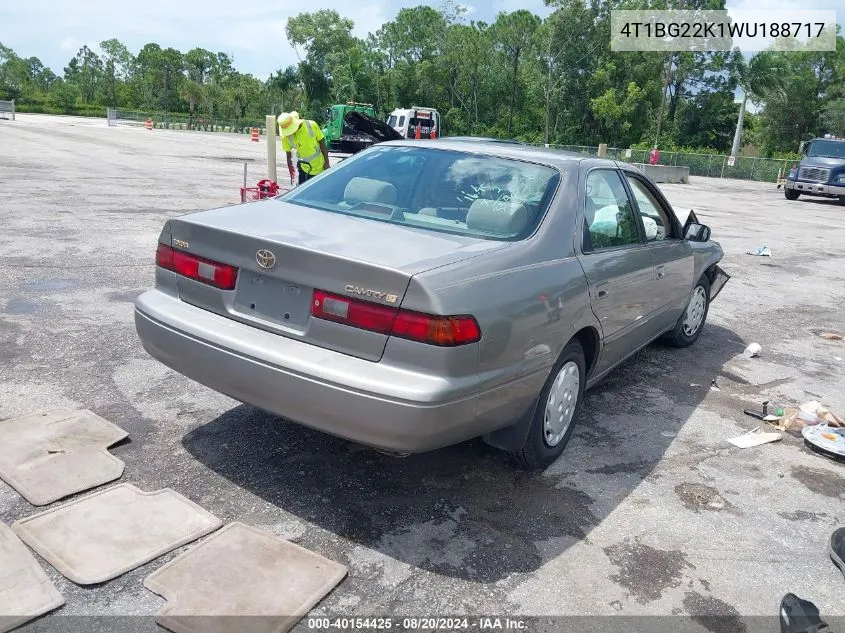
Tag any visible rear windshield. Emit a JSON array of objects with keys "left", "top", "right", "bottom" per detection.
[{"left": 279, "top": 146, "right": 561, "bottom": 241}]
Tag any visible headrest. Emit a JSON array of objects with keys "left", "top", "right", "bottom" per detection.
[
  {"left": 343, "top": 177, "right": 397, "bottom": 206},
  {"left": 466, "top": 199, "right": 529, "bottom": 235}
]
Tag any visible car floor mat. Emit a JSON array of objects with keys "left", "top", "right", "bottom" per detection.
[
  {"left": 0, "top": 522, "right": 64, "bottom": 633},
  {"left": 143, "top": 522, "right": 347, "bottom": 633},
  {"left": 12, "top": 484, "right": 222, "bottom": 585},
  {"left": 0, "top": 409, "right": 128, "bottom": 506}
]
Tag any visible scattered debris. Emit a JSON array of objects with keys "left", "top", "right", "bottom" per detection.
[
  {"left": 747, "top": 246, "right": 772, "bottom": 257},
  {"left": 710, "top": 378, "right": 721, "bottom": 392},
  {"left": 779, "top": 593, "right": 827, "bottom": 633},
  {"left": 689, "top": 383, "right": 702, "bottom": 388},
  {"left": 831, "top": 528, "right": 845, "bottom": 580},
  {"left": 743, "top": 343, "right": 762, "bottom": 358},
  {"left": 744, "top": 400, "right": 771, "bottom": 420},
  {"left": 803, "top": 424, "right": 845, "bottom": 458},
  {"left": 727, "top": 427, "right": 782, "bottom": 449},
  {"left": 760, "top": 401, "right": 845, "bottom": 433},
  {"left": 800, "top": 401, "right": 844, "bottom": 427},
  {"left": 820, "top": 332, "right": 843, "bottom": 341},
  {"left": 661, "top": 431, "right": 677, "bottom": 438}
]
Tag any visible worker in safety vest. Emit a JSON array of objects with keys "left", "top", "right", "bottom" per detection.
[{"left": 278, "top": 111, "right": 331, "bottom": 185}]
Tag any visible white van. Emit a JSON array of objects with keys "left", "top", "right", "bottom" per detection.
[{"left": 387, "top": 107, "right": 440, "bottom": 139}]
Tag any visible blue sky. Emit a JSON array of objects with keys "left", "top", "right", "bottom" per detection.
[{"left": 0, "top": 0, "right": 841, "bottom": 80}]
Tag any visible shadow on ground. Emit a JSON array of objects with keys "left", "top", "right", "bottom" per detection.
[{"left": 183, "top": 324, "right": 745, "bottom": 583}]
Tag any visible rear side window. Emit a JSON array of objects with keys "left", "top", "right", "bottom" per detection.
[
  {"left": 388, "top": 115, "right": 397, "bottom": 127},
  {"left": 280, "top": 146, "right": 561, "bottom": 241},
  {"left": 583, "top": 170, "right": 640, "bottom": 251}
]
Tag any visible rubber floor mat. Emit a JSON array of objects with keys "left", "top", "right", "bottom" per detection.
[
  {"left": 144, "top": 522, "right": 347, "bottom": 633},
  {"left": 0, "top": 521, "right": 64, "bottom": 633},
  {"left": 0, "top": 409, "right": 128, "bottom": 506},
  {"left": 12, "top": 484, "right": 222, "bottom": 585}
]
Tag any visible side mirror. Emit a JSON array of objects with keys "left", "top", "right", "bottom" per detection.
[{"left": 684, "top": 223, "right": 711, "bottom": 242}]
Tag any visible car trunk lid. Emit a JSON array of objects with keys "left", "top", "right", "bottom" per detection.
[{"left": 162, "top": 199, "right": 506, "bottom": 361}]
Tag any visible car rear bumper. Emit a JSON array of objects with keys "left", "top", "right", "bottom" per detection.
[
  {"left": 134, "top": 289, "right": 492, "bottom": 453},
  {"left": 785, "top": 179, "right": 845, "bottom": 196}
]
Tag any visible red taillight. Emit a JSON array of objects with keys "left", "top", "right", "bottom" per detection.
[
  {"left": 311, "top": 290, "right": 481, "bottom": 346},
  {"left": 156, "top": 244, "right": 238, "bottom": 290},
  {"left": 392, "top": 311, "right": 481, "bottom": 346},
  {"left": 311, "top": 289, "right": 397, "bottom": 334}
]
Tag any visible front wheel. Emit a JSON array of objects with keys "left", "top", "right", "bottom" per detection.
[
  {"left": 512, "top": 339, "right": 585, "bottom": 468},
  {"left": 784, "top": 188, "right": 800, "bottom": 200},
  {"left": 664, "top": 276, "right": 711, "bottom": 348}
]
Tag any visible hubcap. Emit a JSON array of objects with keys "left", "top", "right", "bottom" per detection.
[
  {"left": 544, "top": 361, "right": 580, "bottom": 447},
  {"left": 682, "top": 286, "right": 707, "bottom": 337}
]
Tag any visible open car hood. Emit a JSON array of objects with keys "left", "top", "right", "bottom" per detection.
[{"left": 342, "top": 111, "right": 404, "bottom": 143}]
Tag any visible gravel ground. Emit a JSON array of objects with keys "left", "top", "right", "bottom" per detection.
[{"left": 1, "top": 113, "right": 844, "bottom": 632}]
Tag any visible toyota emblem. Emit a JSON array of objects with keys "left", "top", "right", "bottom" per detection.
[{"left": 256, "top": 249, "right": 276, "bottom": 269}]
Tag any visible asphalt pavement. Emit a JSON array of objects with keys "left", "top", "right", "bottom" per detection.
[{"left": 1, "top": 114, "right": 844, "bottom": 631}]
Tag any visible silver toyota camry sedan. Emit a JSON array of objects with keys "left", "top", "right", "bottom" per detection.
[{"left": 135, "top": 140, "right": 729, "bottom": 466}]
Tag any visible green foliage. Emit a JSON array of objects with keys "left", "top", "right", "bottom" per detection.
[{"left": 1, "top": 12, "right": 843, "bottom": 156}]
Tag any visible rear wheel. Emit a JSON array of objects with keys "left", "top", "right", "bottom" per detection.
[
  {"left": 838, "top": 195, "right": 845, "bottom": 206},
  {"left": 664, "top": 276, "right": 710, "bottom": 348},
  {"left": 784, "top": 188, "right": 800, "bottom": 200},
  {"left": 512, "top": 339, "right": 585, "bottom": 468}
]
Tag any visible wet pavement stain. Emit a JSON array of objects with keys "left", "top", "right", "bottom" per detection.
[
  {"left": 778, "top": 510, "right": 829, "bottom": 522},
  {"left": 5, "top": 298, "right": 40, "bottom": 315},
  {"left": 790, "top": 466, "right": 845, "bottom": 500},
  {"left": 604, "top": 538, "right": 693, "bottom": 604},
  {"left": 675, "top": 483, "right": 733, "bottom": 512},
  {"left": 106, "top": 289, "right": 144, "bottom": 303},
  {"left": 683, "top": 591, "right": 747, "bottom": 633},
  {"left": 20, "top": 278, "right": 77, "bottom": 292},
  {"left": 586, "top": 460, "right": 655, "bottom": 475}
]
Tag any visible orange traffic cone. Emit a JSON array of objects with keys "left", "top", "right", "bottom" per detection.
[
  {"left": 145, "top": 119, "right": 153, "bottom": 131},
  {"left": 251, "top": 128, "right": 259, "bottom": 142},
  {"left": 430, "top": 128, "right": 436, "bottom": 140},
  {"left": 414, "top": 125, "right": 421, "bottom": 140}
]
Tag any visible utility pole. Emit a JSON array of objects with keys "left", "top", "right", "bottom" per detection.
[
  {"left": 655, "top": 0, "right": 683, "bottom": 149},
  {"left": 654, "top": 53, "right": 672, "bottom": 149},
  {"left": 164, "top": 63, "right": 169, "bottom": 128}
]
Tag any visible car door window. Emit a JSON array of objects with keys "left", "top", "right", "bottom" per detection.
[
  {"left": 584, "top": 170, "right": 640, "bottom": 251},
  {"left": 625, "top": 176, "right": 672, "bottom": 242}
]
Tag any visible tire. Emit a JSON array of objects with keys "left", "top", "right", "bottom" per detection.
[
  {"left": 784, "top": 188, "right": 800, "bottom": 200},
  {"left": 838, "top": 195, "right": 845, "bottom": 206},
  {"left": 511, "top": 339, "right": 586, "bottom": 468},
  {"left": 664, "top": 275, "right": 711, "bottom": 348}
]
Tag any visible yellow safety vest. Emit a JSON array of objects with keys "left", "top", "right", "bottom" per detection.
[{"left": 282, "top": 120, "right": 325, "bottom": 175}]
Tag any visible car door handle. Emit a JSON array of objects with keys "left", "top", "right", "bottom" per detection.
[{"left": 656, "top": 266, "right": 666, "bottom": 279}]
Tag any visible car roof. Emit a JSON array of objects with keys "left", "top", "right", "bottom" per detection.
[
  {"left": 377, "top": 139, "right": 628, "bottom": 171},
  {"left": 439, "top": 136, "right": 523, "bottom": 145}
]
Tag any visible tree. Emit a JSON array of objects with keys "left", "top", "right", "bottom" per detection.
[
  {"left": 64, "top": 45, "right": 102, "bottom": 103},
  {"left": 49, "top": 79, "right": 80, "bottom": 112},
  {"left": 99, "top": 39, "right": 133, "bottom": 107},
  {"left": 729, "top": 51, "right": 786, "bottom": 156},
  {"left": 492, "top": 10, "right": 540, "bottom": 133}
]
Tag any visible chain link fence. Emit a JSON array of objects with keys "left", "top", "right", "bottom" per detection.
[
  {"left": 544, "top": 144, "right": 793, "bottom": 183},
  {"left": 0, "top": 99, "right": 15, "bottom": 121},
  {"left": 106, "top": 108, "right": 267, "bottom": 134}
]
